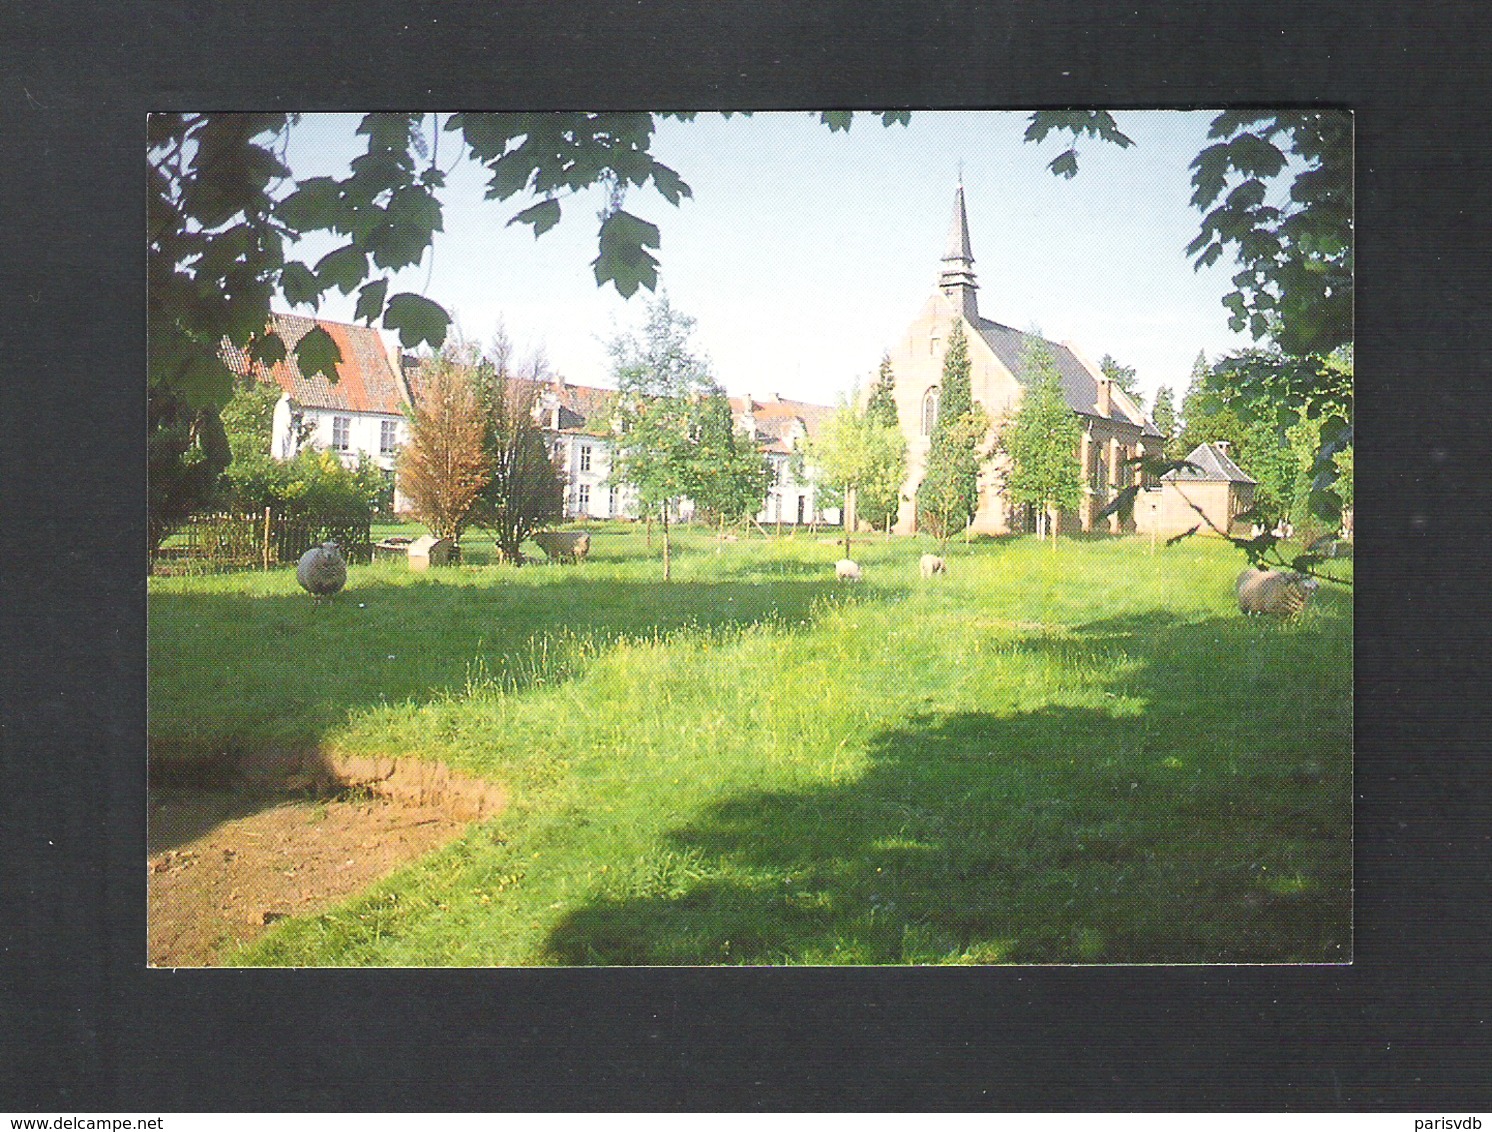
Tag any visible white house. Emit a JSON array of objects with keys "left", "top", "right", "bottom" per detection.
[
  {"left": 222, "top": 313, "right": 411, "bottom": 507},
  {"left": 731, "top": 393, "right": 841, "bottom": 527}
]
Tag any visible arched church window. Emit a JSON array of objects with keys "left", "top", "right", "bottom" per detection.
[{"left": 921, "top": 387, "right": 940, "bottom": 436}]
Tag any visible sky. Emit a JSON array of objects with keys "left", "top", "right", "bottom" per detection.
[{"left": 282, "top": 111, "right": 1258, "bottom": 410}]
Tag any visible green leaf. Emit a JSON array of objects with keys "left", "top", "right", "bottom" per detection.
[
  {"left": 487, "top": 151, "right": 537, "bottom": 201},
  {"left": 820, "top": 111, "right": 853, "bottom": 133},
  {"left": 354, "top": 278, "right": 389, "bottom": 325},
  {"left": 276, "top": 177, "right": 342, "bottom": 232},
  {"left": 247, "top": 331, "right": 287, "bottom": 368},
  {"left": 1048, "top": 149, "right": 1079, "bottom": 179},
  {"left": 383, "top": 292, "right": 452, "bottom": 349},
  {"left": 179, "top": 348, "right": 236, "bottom": 410},
  {"left": 315, "top": 245, "right": 369, "bottom": 295},
  {"left": 279, "top": 262, "right": 319, "bottom": 307},
  {"left": 509, "top": 198, "right": 562, "bottom": 237},
  {"left": 648, "top": 162, "right": 692, "bottom": 205},
  {"left": 294, "top": 325, "right": 343, "bottom": 383}
]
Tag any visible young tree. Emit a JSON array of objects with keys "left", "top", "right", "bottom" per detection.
[
  {"left": 1002, "top": 339, "right": 1083, "bottom": 542},
  {"left": 915, "top": 321, "right": 985, "bottom": 545},
  {"left": 808, "top": 395, "right": 908, "bottom": 559},
  {"left": 397, "top": 352, "right": 490, "bottom": 547},
  {"left": 684, "top": 389, "right": 773, "bottom": 541},
  {"left": 859, "top": 354, "right": 905, "bottom": 531},
  {"left": 472, "top": 335, "right": 566, "bottom": 564},
  {"left": 609, "top": 294, "right": 716, "bottom": 580}
]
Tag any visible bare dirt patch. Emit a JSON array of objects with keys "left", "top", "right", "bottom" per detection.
[{"left": 148, "top": 750, "right": 505, "bottom": 967}]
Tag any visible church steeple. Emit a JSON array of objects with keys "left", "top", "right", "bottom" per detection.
[{"left": 938, "top": 180, "right": 979, "bottom": 321}]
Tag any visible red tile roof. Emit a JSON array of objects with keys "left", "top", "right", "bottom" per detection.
[{"left": 222, "top": 313, "right": 408, "bottom": 416}]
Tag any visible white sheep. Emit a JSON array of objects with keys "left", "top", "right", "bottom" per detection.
[
  {"left": 920, "top": 554, "right": 947, "bottom": 579},
  {"left": 297, "top": 541, "right": 347, "bottom": 603},
  {"left": 835, "top": 558, "right": 862, "bottom": 581},
  {"left": 1236, "top": 567, "right": 1318, "bottom": 616}
]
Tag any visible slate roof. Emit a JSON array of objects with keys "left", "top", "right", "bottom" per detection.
[
  {"left": 1164, "top": 442, "right": 1257, "bottom": 484},
  {"left": 222, "top": 313, "right": 408, "bottom": 416},
  {"left": 972, "top": 317, "right": 1161, "bottom": 437}
]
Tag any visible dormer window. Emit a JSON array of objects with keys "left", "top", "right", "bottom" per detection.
[{"left": 921, "top": 387, "right": 940, "bottom": 436}]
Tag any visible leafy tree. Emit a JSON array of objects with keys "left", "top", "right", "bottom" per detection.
[
  {"left": 1150, "top": 386, "right": 1179, "bottom": 459},
  {"left": 147, "top": 383, "right": 230, "bottom": 555},
  {"left": 915, "top": 322, "right": 985, "bottom": 544},
  {"left": 684, "top": 389, "right": 773, "bottom": 536},
  {"left": 146, "top": 110, "right": 910, "bottom": 551},
  {"left": 219, "top": 375, "right": 282, "bottom": 464},
  {"left": 1099, "top": 354, "right": 1141, "bottom": 399},
  {"left": 1001, "top": 340, "right": 1083, "bottom": 542},
  {"left": 472, "top": 332, "right": 566, "bottom": 564},
  {"left": 396, "top": 351, "right": 490, "bottom": 546},
  {"left": 1025, "top": 110, "right": 1352, "bottom": 517},
  {"left": 609, "top": 294, "right": 718, "bottom": 580},
  {"left": 808, "top": 396, "right": 908, "bottom": 559}
]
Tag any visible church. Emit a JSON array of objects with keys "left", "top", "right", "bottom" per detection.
[{"left": 886, "top": 184, "right": 1164, "bottom": 536}]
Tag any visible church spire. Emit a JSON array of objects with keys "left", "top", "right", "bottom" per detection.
[{"left": 938, "top": 180, "right": 979, "bottom": 321}]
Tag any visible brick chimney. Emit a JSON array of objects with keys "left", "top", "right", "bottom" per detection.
[{"left": 1095, "top": 375, "right": 1113, "bottom": 418}]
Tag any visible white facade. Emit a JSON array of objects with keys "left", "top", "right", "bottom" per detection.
[
  {"left": 546, "top": 431, "right": 639, "bottom": 519},
  {"left": 271, "top": 395, "right": 407, "bottom": 472}
]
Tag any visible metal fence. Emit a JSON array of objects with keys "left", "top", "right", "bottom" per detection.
[{"left": 152, "top": 509, "right": 372, "bottom": 575}]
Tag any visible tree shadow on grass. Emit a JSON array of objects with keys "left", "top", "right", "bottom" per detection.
[
  {"left": 149, "top": 574, "right": 903, "bottom": 836},
  {"left": 541, "top": 604, "right": 1352, "bottom": 965}
]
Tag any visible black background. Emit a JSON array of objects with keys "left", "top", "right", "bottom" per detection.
[{"left": 2, "top": 0, "right": 1488, "bottom": 1111}]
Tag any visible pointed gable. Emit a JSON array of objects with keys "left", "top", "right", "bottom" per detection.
[{"left": 1164, "top": 442, "right": 1257, "bottom": 484}]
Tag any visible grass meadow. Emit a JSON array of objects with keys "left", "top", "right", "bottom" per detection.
[{"left": 148, "top": 522, "right": 1352, "bottom": 965}]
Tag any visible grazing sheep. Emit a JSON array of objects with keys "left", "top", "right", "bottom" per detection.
[
  {"left": 531, "top": 530, "right": 591, "bottom": 563},
  {"left": 920, "top": 554, "right": 948, "bottom": 579},
  {"left": 835, "top": 558, "right": 862, "bottom": 581},
  {"left": 1236, "top": 567, "right": 1318, "bottom": 617},
  {"left": 297, "top": 541, "right": 347, "bottom": 603}
]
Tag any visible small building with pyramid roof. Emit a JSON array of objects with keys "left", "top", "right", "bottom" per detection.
[
  {"left": 887, "top": 183, "right": 1164, "bottom": 535},
  {"left": 1131, "top": 441, "right": 1258, "bottom": 538}
]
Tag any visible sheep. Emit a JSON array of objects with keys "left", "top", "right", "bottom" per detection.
[
  {"left": 297, "top": 541, "right": 347, "bottom": 603},
  {"left": 919, "top": 553, "right": 948, "bottom": 579},
  {"left": 835, "top": 558, "right": 862, "bottom": 581},
  {"left": 1236, "top": 567, "right": 1319, "bottom": 617},
  {"left": 531, "top": 530, "right": 591, "bottom": 563}
]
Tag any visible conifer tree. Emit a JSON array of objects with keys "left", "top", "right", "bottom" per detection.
[
  {"left": 915, "top": 321, "right": 985, "bottom": 545},
  {"left": 859, "top": 353, "right": 904, "bottom": 530}
]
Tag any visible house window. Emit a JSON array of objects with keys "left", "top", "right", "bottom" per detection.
[
  {"left": 921, "top": 388, "right": 940, "bottom": 436},
  {"left": 609, "top": 485, "right": 620, "bottom": 516},
  {"left": 1092, "top": 456, "right": 1108, "bottom": 495},
  {"left": 580, "top": 445, "right": 592, "bottom": 472},
  {"left": 332, "top": 416, "right": 351, "bottom": 451},
  {"left": 380, "top": 419, "right": 398, "bottom": 455},
  {"left": 577, "top": 484, "right": 590, "bottom": 512}
]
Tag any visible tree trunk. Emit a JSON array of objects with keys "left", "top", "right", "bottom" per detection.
[
  {"left": 646, "top": 514, "right": 653, "bottom": 548},
  {"left": 843, "top": 486, "right": 856, "bottom": 560},
  {"left": 661, "top": 502, "right": 671, "bottom": 581}
]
